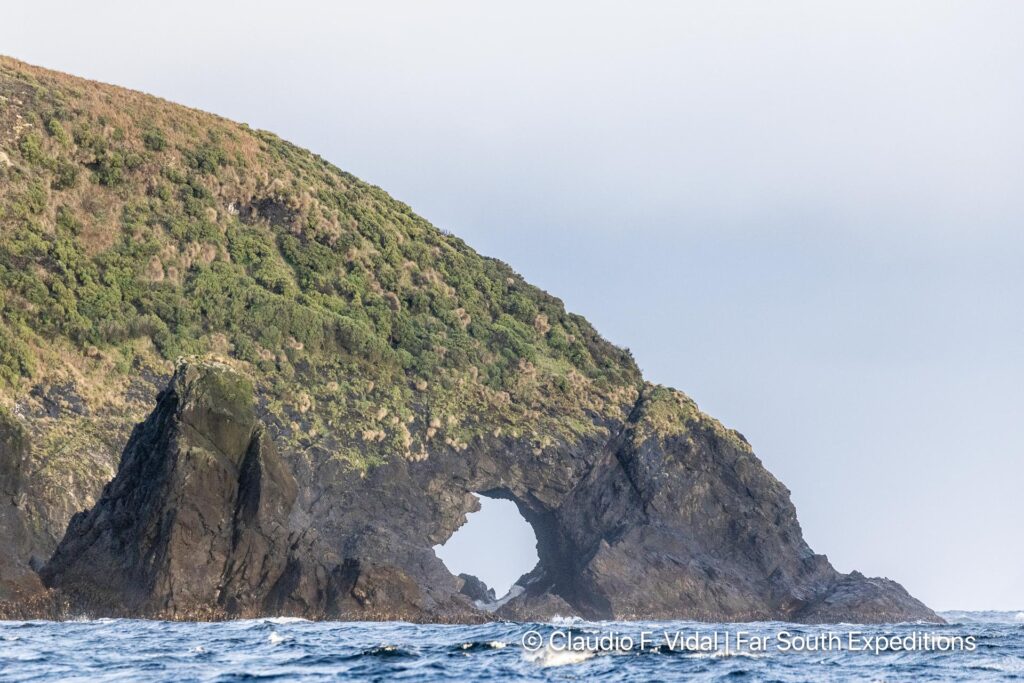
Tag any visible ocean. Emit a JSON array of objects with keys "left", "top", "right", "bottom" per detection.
[{"left": 1, "top": 612, "right": 1021, "bottom": 681}]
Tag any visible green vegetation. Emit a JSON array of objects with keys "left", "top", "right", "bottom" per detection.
[
  {"left": 631, "top": 384, "right": 751, "bottom": 453},
  {"left": 188, "top": 362, "right": 256, "bottom": 423},
  {"left": 0, "top": 57, "right": 643, "bottom": 469}
]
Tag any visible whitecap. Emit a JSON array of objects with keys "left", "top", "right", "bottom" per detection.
[
  {"left": 687, "top": 649, "right": 767, "bottom": 659},
  {"left": 525, "top": 646, "right": 595, "bottom": 667},
  {"left": 264, "top": 617, "right": 309, "bottom": 624},
  {"left": 268, "top": 632, "right": 289, "bottom": 645},
  {"left": 716, "top": 650, "right": 767, "bottom": 659}
]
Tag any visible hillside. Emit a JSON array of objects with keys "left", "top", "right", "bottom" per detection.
[
  {"left": 0, "top": 58, "right": 937, "bottom": 623},
  {"left": 0, "top": 55, "right": 639, "bottom": 457},
  {"left": 0, "top": 55, "right": 642, "bottom": 575}
]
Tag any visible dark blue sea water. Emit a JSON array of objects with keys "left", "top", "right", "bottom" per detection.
[{"left": 1, "top": 612, "right": 1021, "bottom": 681}]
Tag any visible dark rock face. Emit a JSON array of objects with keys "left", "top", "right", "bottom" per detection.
[
  {"left": 458, "top": 574, "right": 496, "bottom": 604},
  {"left": 0, "top": 409, "right": 44, "bottom": 601},
  {"left": 32, "top": 362, "right": 939, "bottom": 623},
  {"left": 39, "top": 363, "right": 297, "bottom": 617}
]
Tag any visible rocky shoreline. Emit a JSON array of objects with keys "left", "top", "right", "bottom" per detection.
[{"left": 0, "top": 362, "right": 941, "bottom": 624}]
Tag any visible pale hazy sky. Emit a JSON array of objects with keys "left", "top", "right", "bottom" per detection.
[{"left": 4, "top": 1, "right": 1022, "bottom": 610}]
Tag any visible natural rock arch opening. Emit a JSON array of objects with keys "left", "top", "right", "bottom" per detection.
[{"left": 433, "top": 493, "right": 539, "bottom": 602}]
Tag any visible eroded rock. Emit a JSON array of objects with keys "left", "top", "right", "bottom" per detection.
[
  {"left": 458, "top": 573, "right": 496, "bottom": 604},
  {"left": 30, "top": 363, "right": 939, "bottom": 623},
  {"left": 39, "top": 363, "right": 297, "bottom": 617},
  {"left": 0, "top": 408, "right": 45, "bottom": 602}
]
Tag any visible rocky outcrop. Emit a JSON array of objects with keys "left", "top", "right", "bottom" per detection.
[
  {"left": 25, "top": 362, "right": 938, "bottom": 623},
  {"left": 485, "top": 390, "right": 935, "bottom": 623},
  {"left": 32, "top": 362, "right": 476, "bottom": 620},
  {"left": 38, "top": 363, "right": 297, "bottom": 617},
  {"left": 0, "top": 408, "right": 44, "bottom": 601},
  {"left": 458, "top": 574, "right": 496, "bottom": 604}
]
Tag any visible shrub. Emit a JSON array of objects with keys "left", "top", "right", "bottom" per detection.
[
  {"left": 18, "top": 133, "right": 44, "bottom": 165},
  {"left": 46, "top": 118, "right": 70, "bottom": 145},
  {"left": 91, "top": 150, "right": 126, "bottom": 186},
  {"left": 142, "top": 128, "right": 167, "bottom": 152},
  {"left": 185, "top": 143, "right": 227, "bottom": 174},
  {"left": 52, "top": 161, "right": 79, "bottom": 190},
  {"left": 0, "top": 326, "right": 34, "bottom": 386}
]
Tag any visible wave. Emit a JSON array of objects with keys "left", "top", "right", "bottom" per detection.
[
  {"left": 261, "top": 616, "right": 310, "bottom": 625},
  {"left": 361, "top": 644, "right": 416, "bottom": 658},
  {"left": 524, "top": 646, "right": 595, "bottom": 667},
  {"left": 455, "top": 640, "right": 508, "bottom": 652},
  {"left": 939, "top": 610, "right": 1024, "bottom": 624},
  {"left": 3, "top": 616, "right": 1023, "bottom": 680}
]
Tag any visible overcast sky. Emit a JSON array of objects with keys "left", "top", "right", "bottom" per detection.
[{"left": 4, "top": 1, "right": 1022, "bottom": 610}]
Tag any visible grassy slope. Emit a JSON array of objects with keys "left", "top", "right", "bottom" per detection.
[{"left": 0, "top": 56, "right": 650, "bottom": 472}]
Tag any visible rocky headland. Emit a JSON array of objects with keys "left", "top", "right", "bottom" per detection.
[{"left": 0, "top": 57, "right": 939, "bottom": 623}]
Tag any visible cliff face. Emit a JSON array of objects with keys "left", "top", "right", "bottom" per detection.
[
  {"left": 0, "top": 58, "right": 938, "bottom": 622},
  {"left": 29, "top": 362, "right": 936, "bottom": 623},
  {"left": 39, "top": 363, "right": 297, "bottom": 617},
  {"left": 0, "top": 409, "right": 44, "bottom": 600}
]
